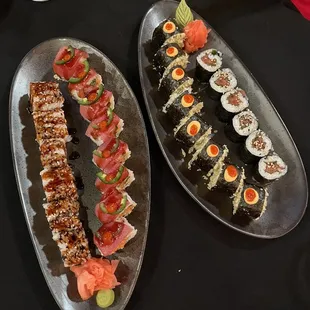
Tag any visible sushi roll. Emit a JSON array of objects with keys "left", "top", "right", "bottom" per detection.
[
  {"left": 255, "top": 153, "right": 288, "bottom": 184},
  {"left": 151, "top": 19, "right": 185, "bottom": 51},
  {"left": 174, "top": 114, "right": 210, "bottom": 149},
  {"left": 95, "top": 189, "right": 137, "bottom": 224},
  {"left": 29, "top": 82, "right": 64, "bottom": 112},
  {"left": 43, "top": 199, "right": 80, "bottom": 222},
  {"left": 161, "top": 65, "right": 193, "bottom": 96},
  {"left": 39, "top": 139, "right": 68, "bottom": 169},
  {"left": 216, "top": 88, "right": 249, "bottom": 122},
  {"left": 225, "top": 109, "right": 258, "bottom": 142},
  {"left": 153, "top": 43, "right": 188, "bottom": 75},
  {"left": 165, "top": 90, "right": 200, "bottom": 124},
  {"left": 240, "top": 130, "right": 273, "bottom": 164},
  {"left": 208, "top": 68, "right": 237, "bottom": 100},
  {"left": 93, "top": 217, "right": 137, "bottom": 257},
  {"left": 232, "top": 183, "right": 268, "bottom": 220},
  {"left": 196, "top": 49, "right": 223, "bottom": 82},
  {"left": 214, "top": 163, "right": 245, "bottom": 194}
]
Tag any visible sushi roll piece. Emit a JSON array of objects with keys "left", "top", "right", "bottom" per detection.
[
  {"left": 216, "top": 88, "right": 249, "bottom": 122},
  {"left": 232, "top": 183, "right": 268, "bottom": 220},
  {"left": 95, "top": 189, "right": 137, "bottom": 224},
  {"left": 39, "top": 139, "right": 68, "bottom": 169},
  {"left": 165, "top": 90, "right": 200, "bottom": 125},
  {"left": 161, "top": 65, "right": 193, "bottom": 96},
  {"left": 255, "top": 153, "right": 288, "bottom": 184},
  {"left": 214, "top": 163, "right": 245, "bottom": 194},
  {"left": 48, "top": 215, "right": 82, "bottom": 232},
  {"left": 95, "top": 166, "right": 135, "bottom": 194},
  {"left": 33, "top": 109, "right": 71, "bottom": 143},
  {"left": 29, "top": 82, "right": 64, "bottom": 112},
  {"left": 151, "top": 19, "right": 185, "bottom": 51},
  {"left": 208, "top": 68, "right": 237, "bottom": 100},
  {"left": 43, "top": 199, "right": 80, "bottom": 222},
  {"left": 92, "top": 138, "right": 131, "bottom": 174},
  {"left": 174, "top": 114, "right": 210, "bottom": 149},
  {"left": 240, "top": 130, "right": 273, "bottom": 164},
  {"left": 40, "top": 166, "right": 78, "bottom": 202},
  {"left": 53, "top": 46, "right": 89, "bottom": 82},
  {"left": 85, "top": 108, "right": 124, "bottom": 146},
  {"left": 196, "top": 49, "right": 223, "bottom": 82},
  {"left": 80, "top": 90, "right": 115, "bottom": 123},
  {"left": 225, "top": 109, "right": 259, "bottom": 143},
  {"left": 93, "top": 217, "right": 137, "bottom": 256}
]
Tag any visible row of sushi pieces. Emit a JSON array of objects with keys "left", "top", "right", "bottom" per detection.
[
  {"left": 29, "top": 81, "right": 91, "bottom": 267},
  {"left": 53, "top": 46, "right": 137, "bottom": 257}
]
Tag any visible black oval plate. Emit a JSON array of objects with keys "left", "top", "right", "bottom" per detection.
[
  {"left": 10, "top": 37, "right": 151, "bottom": 309},
  {"left": 138, "top": 1, "right": 307, "bottom": 238}
]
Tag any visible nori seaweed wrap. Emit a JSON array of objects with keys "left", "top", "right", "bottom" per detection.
[
  {"left": 151, "top": 19, "right": 185, "bottom": 52},
  {"left": 233, "top": 183, "right": 268, "bottom": 220}
]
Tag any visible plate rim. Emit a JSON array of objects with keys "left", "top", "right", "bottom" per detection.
[
  {"left": 9, "top": 36, "right": 152, "bottom": 310},
  {"left": 138, "top": 0, "right": 308, "bottom": 239}
]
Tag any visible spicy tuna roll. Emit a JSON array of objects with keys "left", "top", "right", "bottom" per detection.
[
  {"left": 240, "top": 130, "right": 273, "bottom": 164},
  {"left": 208, "top": 68, "right": 237, "bottom": 100},
  {"left": 233, "top": 183, "right": 268, "bottom": 220},
  {"left": 216, "top": 88, "right": 249, "bottom": 122},
  {"left": 225, "top": 109, "right": 259, "bottom": 142},
  {"left": 152, "top": 19, "right": 185, "bottom": 52},
  {"left": 255, "top": 153, "right": 288, "bottom": 184},
  {"left": 196, "top": 49, "right": 223, "bottom": 82}
]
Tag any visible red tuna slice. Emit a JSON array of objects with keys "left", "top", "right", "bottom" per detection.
[
  {"left": 92, "top": 138, "right": 130, "bottom": 174},
  {"left": 85, "top": 109, "right": 123, "bottom": 146},
  {"left": 93, "top": 218, "right": 137, "bottom": 256},
  {"left": 53, "top": 47, "right": 88, "bottom": 80},
  {"left": 95, "top": 189, "right": 136, "bottom": 224},
  {"left": 95, "top": 166, "right": 134, "bottom": 194},
  {"left": 68, "top": 69, "right": 102, "bottom": 100},
  {"left": 80, "top": 90, "right": 115, "bottom": 122}
]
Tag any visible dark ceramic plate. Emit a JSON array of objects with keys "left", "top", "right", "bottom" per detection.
[
  {"left": 10, "top": 38, "right": 151, "bottom": 310},
  {"left": 138, "top": 0, "right": 307, "bottom": 238}
]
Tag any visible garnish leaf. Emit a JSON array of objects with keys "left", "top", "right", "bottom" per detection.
[{"left": 175, "top": 0, "right": 194, "bottom": 28}]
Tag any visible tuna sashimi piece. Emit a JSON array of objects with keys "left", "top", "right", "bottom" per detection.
[
  {"left": 95, "top": 166, "right": 135, "bottom": 194},
  {"left": 85, "top": 109, "right": 124, "bottom": 146},
  {"left": 68, "top": 69, "right": 102, "bottom": 101},
  {"left": 53, "top": 47, "right": 88, "bottom": 80},
  {"left": 95, "top": 189, "right": 136, "bottom": 223},
  {"left": 80, "top": 90, "right": 115, "bottom": 122},
  {"left": 92, "top": 138, "right": 131, "bottom": 174},
  {"left": 93, "top": 218, "right": 137, "bottom": 257}
]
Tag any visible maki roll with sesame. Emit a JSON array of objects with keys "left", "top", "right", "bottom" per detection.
[
  {"left": 161, "top": 65, "right": 194, "bottom": 96},
  {"left": 196, "top": 49, "right": 223, "bottom": 82},
  {"left": 240, "top": 130, "right": 273, "bottom": 164},
  {"left": 208, "top": 68, "right": 237, "bottom": 100},
  {"left": 216, "top": 88, "right": 249, "bottom": 122},
  {"left": 254, "top": 153, "right": 288, "bottom": 184},
  {"left": 153, "top": 43, "right": 188, "bottom": 77},
  {"left": 225, "top": 109, "right": 259, "bottom": 142},
  {"left": 233, "top": 183, "right": 268, "bottom": 220},
  {"left": 152, "top": 19, "right": 185, "bottom": 52}
]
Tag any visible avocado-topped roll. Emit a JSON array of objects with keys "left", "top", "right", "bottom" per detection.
[
  {"left": 196, "top": 49, "right": 223, "bottom": 81},
  {"left": 153, "top": 43, "right": 189, "bottom": 79},
  {"left": 216, "top": 88, "right": 249, "bottom": 122},
  {"left": 174, "top": 114, "right": 211, "bottom": 149},
  {"left": 161, "top": 65, "right": 193, "bottom": 96},
  {"left": 225, "top": 109, "right": 258, "bottom": 142},
  {"left": 240, "top": 130, "right": 273, "bottom": 164},
  {"left": 216, "top": 163, "right": 245, "bottom": 194},
  {"left": 233, "top": 183, "right": 268, "bottom": 220},
  {"left": 255, "top": 153, "right": 288, "bottom": 184},
  {"left": 208, "top": 68, "right": 237, "bottom": 100},
  {"left": 152, "top": 19, "right": 185, "bottom": 51}
]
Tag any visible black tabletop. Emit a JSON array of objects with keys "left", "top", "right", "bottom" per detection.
[{"left": 1, "top": 0, "right": 310, "bottom": 309}]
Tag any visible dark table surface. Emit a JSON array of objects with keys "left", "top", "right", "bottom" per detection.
[{"left": 1, "top": 0, "right": 310, "bottom": 309}]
